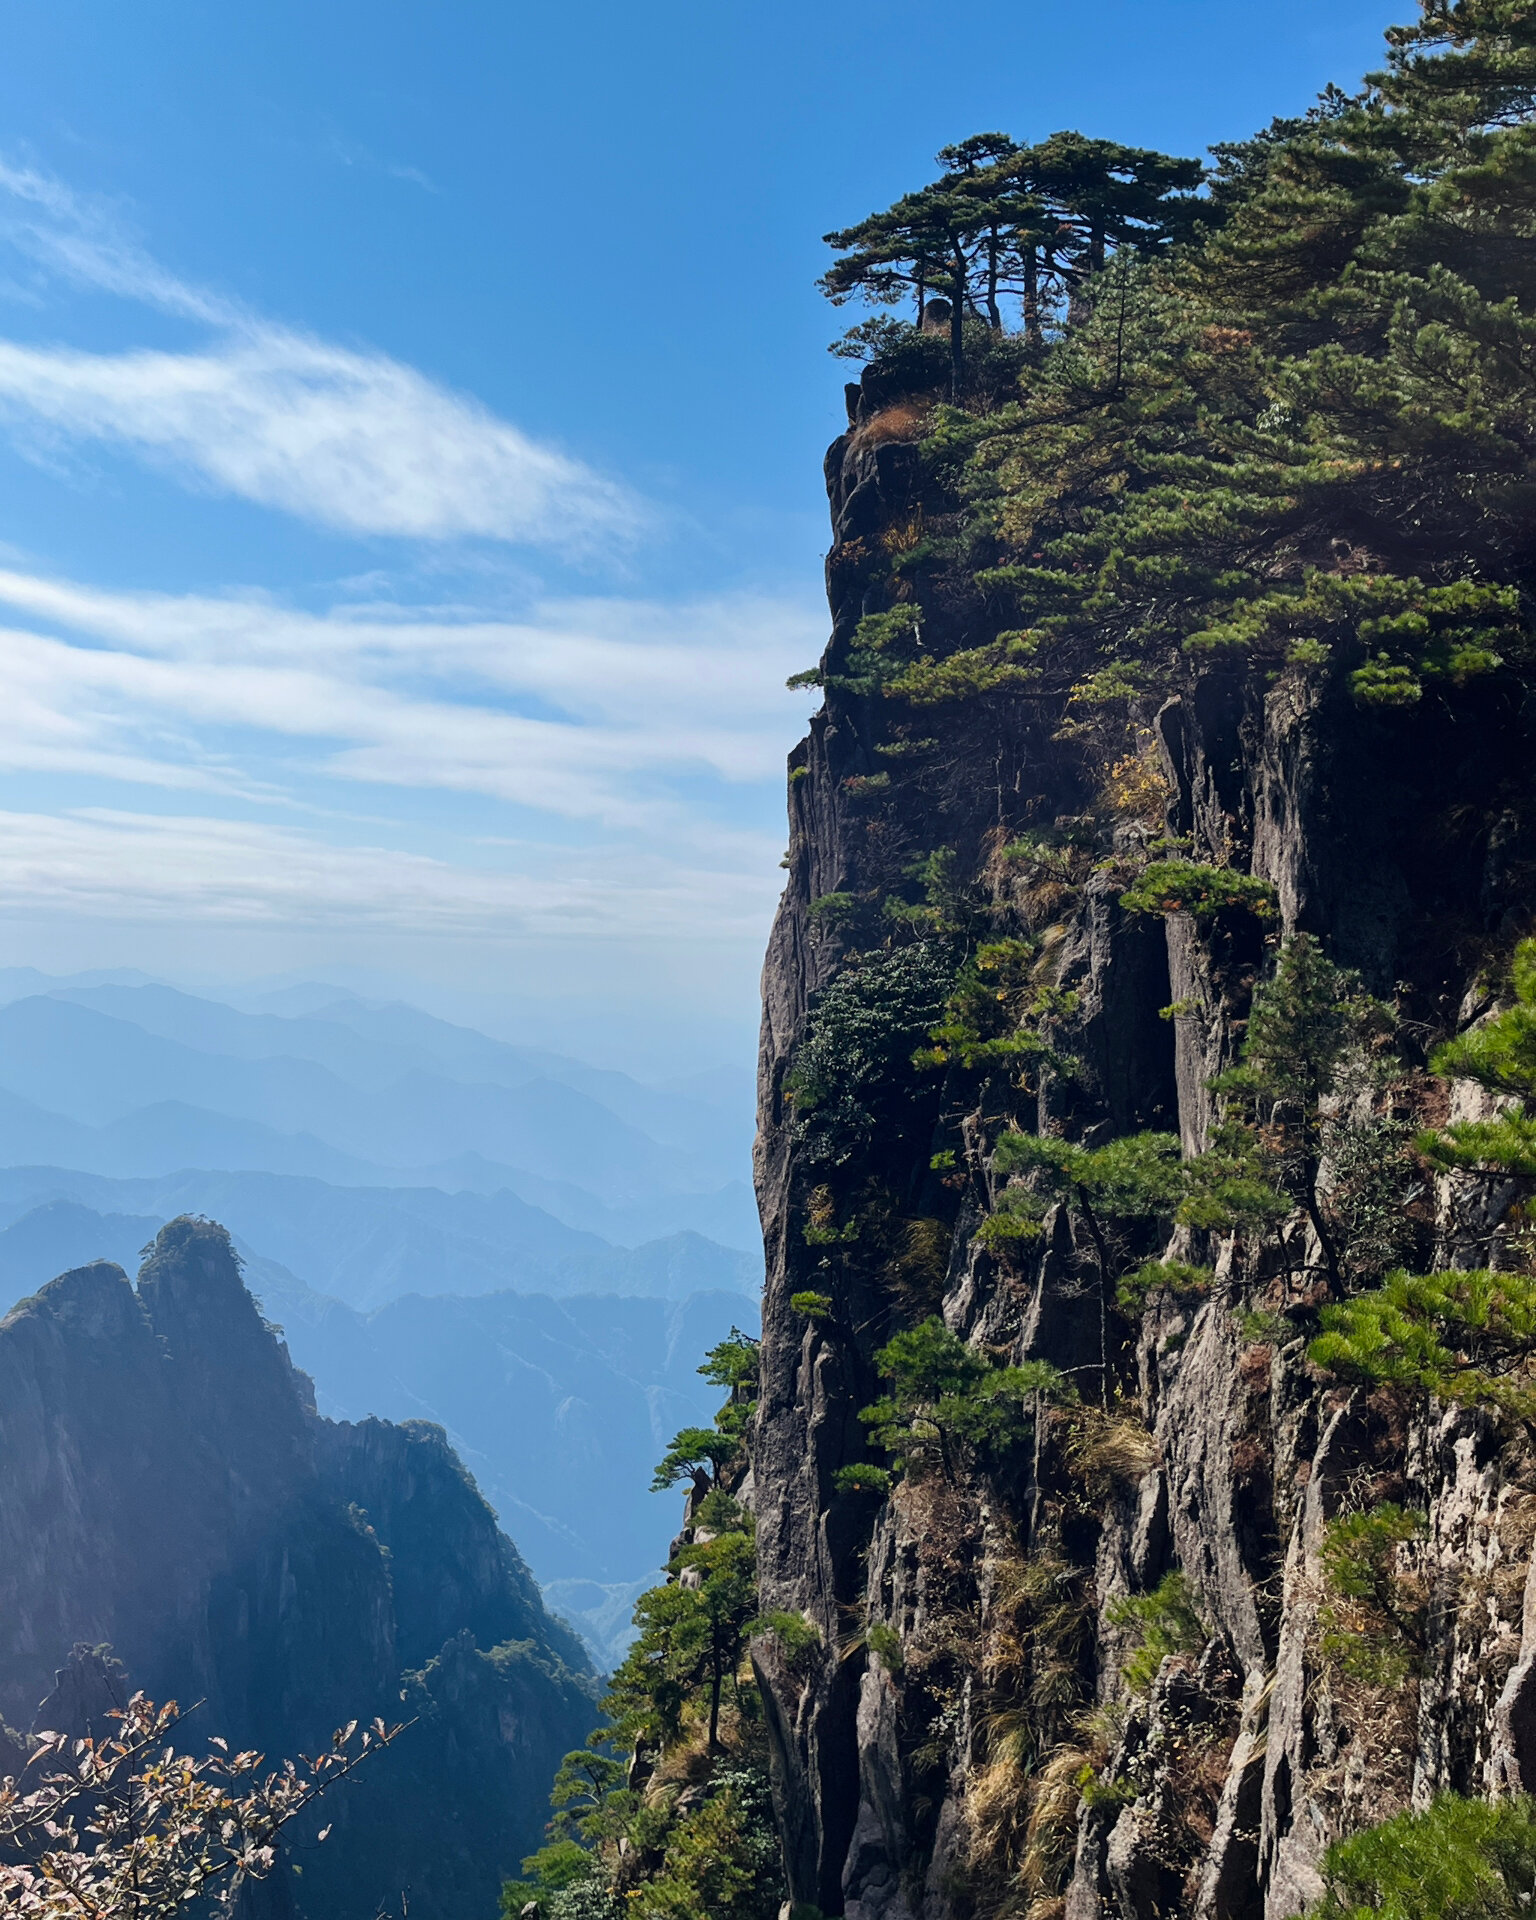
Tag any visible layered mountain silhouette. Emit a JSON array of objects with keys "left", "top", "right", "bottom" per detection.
[
  {"left": 0, "top": 974, "right": 762, "bottom": 1656},
  {"left": 0, "top": 1218, "right": 597, "bottom": 1920},
  {"left": 0, "top": 1194, "right": 748, "bottom": 1656},
  {"left": 0, "top": 1171, "right": 756, "bottom": 1306},
  {"left": 0, "top": 977, "right": 759, "bottom": 1249}
]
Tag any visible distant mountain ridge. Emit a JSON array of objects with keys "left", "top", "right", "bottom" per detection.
[
  {"left": 0, "top": 971, "right": 763, "bottom": 1676},
  {"left": 246, "top": 1258, "right": 747, "bottom": 1603},
  {"left": 0, "top": 977, "right": 759, "bottom": 1250},
  {"left": 0, "top": 1171, "right": 758, "bottom": 1306}
]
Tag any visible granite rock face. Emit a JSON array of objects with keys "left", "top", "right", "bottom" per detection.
[
  {"left": 749, "top": 377, "right": 1536, "bottom": 1918},
  {"left": 0, "top": 1217, "right": 595, "bottom": 1920}
]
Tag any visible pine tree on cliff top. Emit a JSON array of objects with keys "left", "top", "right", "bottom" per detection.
[{"left": 820, "top": 131, "right": 1206, "bottom": 387}]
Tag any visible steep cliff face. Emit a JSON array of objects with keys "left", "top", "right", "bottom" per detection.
[
  {"left": 750, "top": 374, "right": 1536, "bottom": 1920},
  {"left": 0, "top": 1217, "right": 595, "bottom": 1920}
]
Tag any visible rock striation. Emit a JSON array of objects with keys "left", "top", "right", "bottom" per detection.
[
  {"left": 0, "top": 1216, "right": 596, "bottom": 1920},
  {"left": 748, "top": 372, "right": 1536, "bottom": 1919}
]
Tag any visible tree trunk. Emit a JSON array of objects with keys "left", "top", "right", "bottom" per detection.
[
  {"left": 949, "top": 244, "right": 966, "bottom": 396},
  {"left": 986, "top": 231, "right": 1001, "bottom": 332},
  {"left": 1302, "top": 1159, "right": 1343, "bottom": 1298},
  {"left": 1076, "top": 1188, "right": 1114, "bottom": 1409},
  {"left": 1023, "top": 248, "right": 1041, "bottom": 349},
  {"left": 708, "top": 1641, "right": 722, "bottom": 1749}
]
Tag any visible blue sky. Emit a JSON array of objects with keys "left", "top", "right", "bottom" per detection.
[{"left": 0, "top": 0, "right": 1403, "bottom": 1067}]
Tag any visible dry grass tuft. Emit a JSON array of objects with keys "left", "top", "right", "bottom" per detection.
[
  {"left": 850, "top": 402, "right": 930, "bottom": 449},
  {"left": 963, "top": 1556, "right": 1102, "bottom": 1914},
  {"left": 882, "top": 513, "right": 926, "bottom": 554},
  {"left": 891, "top": 1216, "right": 953, "bottom": 1319},
  {"left": 1068, "top": 1409, "right": 1159, "bottom": 1496},
  {"left": 1020, "top": 1738, "right": 1100, "bottom": 1903}
]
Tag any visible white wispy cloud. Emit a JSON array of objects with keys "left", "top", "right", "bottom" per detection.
[
  {"left": 0, "top": 808, "right": 777, "bottom": 940},
  {"left": 0, "top": 564, "right": 816, "bottom": 936},
  {"left": 0, "top": 160, "right": 233, "bottom": 323},
  {"left": 0, "top": 162, "right": 819, "bottom": 962},
  {"left": 0, "top": 162, "right": 639, "bottom": 548},
  {"left": 0, "top": 568, "right": 821, "bottom": 821}
]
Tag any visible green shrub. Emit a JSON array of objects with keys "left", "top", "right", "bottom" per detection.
[
  {"left": 788, "top": 942, "right": 954, "bottom": 1167},
  {"left": 650, "top": 1427, "right": 739, "bottom": 1493},
  {"left": 751, "top": 1610, "right": 821, "bottom": 1660},
  {"left": 826, "top": 606, "right": 925, "bottom": 697},
  {"left": 1116, "top": 1259, "right": 1212, "bottom": 1312},
  {"left": 807, "top": 891, "right": 862, "bottom": 930},
  {"left": 1321, "top": 1504, "right": 1425, "bottom": 1610},
  {"left": 1327, "top": 1116, "right": 1419, "bottom": 1287},
  {"left": 692, "top": 1487, "right": 749, "bottom": 1532},
  {"left": 975, "top": 1197, "right": 1046, "bottom": 1249},
  {"left": 833, "top": 1462, "right": 892, "bottom": 1497},
  {"left": 1318, "top": 1503, "right": 1426, "bottom": 1686},
  {"left": 988, "top": 1129, "right": 1187, "bottom": 1387},
  {"left": 1186, "top": 933, "right": 1402, "bottom": 1286},
  {"left": 994, "top": 1129, "right": 1185, "bottom": 1217},
  {"left": 866, "top": 1621, "right": 904, "bottom": 1671},
  {"left": 1424, "top": 937, "right": 1536, "bottom": 1184},
  {"left": 638, "top": 1765, "right": 783, "bottom": 1920},
  {"left": 1314, "top": 1792, "right": 1536, "bottom": 1920},
  {"left": 503, "top": 1838, "right": 625, "bottom": 1920},
  {"left": 1176, "top": 1119, "right": 1290, "bottom": 1235},
  {"left": 1104, "top": 1571, "right": 1206, "bottom": 1693},
  {"left": 916, "top": 937, "right": 1076, "bottom": 1075},
  {"left": 1078, "top": 1769, "right": 1137, "bottom": 1810},
  {"left": 1431, "top": 939, "right": 1536, "bottom": 1101},
  {"left": 856, "top": 1316, "right": 1070, "bottom": 1481},
  {"left": 1236, "top": 1307, "right": 1294, "bottom": 1346},
  {"left": 506, "top": 1839, "right": 597, "bottom": 1900},
  {"left": 790, "top": 1290, "right": 834, "bottom": 1322},
  {"left": 1118, "top": 860, "right": 1277, "bottom": 922},
  {"left": 802, "top": 1185, "right": 859, "bottom": 1245},
  {"left": 698, "top": 1328, "right": 759, "bottom": 1402}
]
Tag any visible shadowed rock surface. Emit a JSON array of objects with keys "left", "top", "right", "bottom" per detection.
[
  {"left": 0, "top": 1216, "right": 597, "bottom": 1920},
  {"left": 746, "top": 363, "right": 1536, "bottom": 1920}
]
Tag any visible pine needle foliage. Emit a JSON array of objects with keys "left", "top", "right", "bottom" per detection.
[
  {"left": 506, "top": 1338, "right": 782, "bottom": 1920},
  {"left": 814, "top": 0, "right": 1536, "bottom": 725},
  {"left": 1318, "top": 1503, "right": 1428, "bottom": 1686},
  {"left": 1103, "top": 1572, "right": 1207, "bottom": 1694},
  {"left": 1309, "top": 1267, "right": 1536, "bottom": 1416},
  {"left": 1314, "top": 1791, "right": 1536, "bottom": 1920},
  {"left": 1118, "top": 861, "right": 1278, "bottom": 923},
  {"left": 1211, "top": 934, "right": 1397, "bottom": 1292},
  {"left": 988, "top": 1129, "right": 1186, "bottom": 1397},
  {"left": 1425, "top": 936, "right": 1536, "bottom": 1179},
  {"left": 856, "top": 1317, "right": 1070, "bottom": 1484}
]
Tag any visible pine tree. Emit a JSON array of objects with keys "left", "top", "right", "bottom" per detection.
[
  {"left": 988, "top": 1130, "right": 1184, "bottom": 1399},
  {"left": 1214, "top": 934, "right": 1394, "bottom": 1295}
]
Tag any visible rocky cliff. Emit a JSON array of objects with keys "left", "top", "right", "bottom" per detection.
[
  {"left": 0, "top": 1216, "right": 596, "bottom": 1920},
  {"left": 748, "top": 346, "right": 1536, "bottom": 1920}
]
